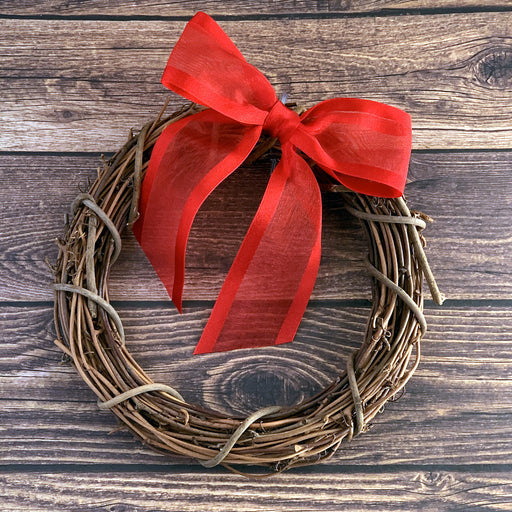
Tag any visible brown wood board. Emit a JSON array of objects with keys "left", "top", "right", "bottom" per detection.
[
  {"left": 0, "top": 151, "right": 510, "bottom": 301},
  {"left": 2, "top": 13, "right": 512, "bottom": 151},
  {"left": 1, "top": 470, "right": 512, "bottom": 512},
  {"left": 2, "top": 0, "right": 511, "bottom": 15},
  {"left": 1, "top": 304, "right": 511, "bottom": 466}
]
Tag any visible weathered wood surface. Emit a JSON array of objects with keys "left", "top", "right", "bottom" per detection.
[
  {"left": 1, "top": 470, "right": 512, "bottom": 512},
  {"left": 1, "top": 304, "right": 511, "bottom": 468},
  {"left": 2, "top": 0, "right": 510, "bottom": 16},
  {"left": 2, "top": 2, "right": 511, "bottom": 511},
  {"left": 1, "top": 151, "right": 511, "bottom": 301},
  {"left": 2, "top": 13, "right": 512, "bottom": 151}
]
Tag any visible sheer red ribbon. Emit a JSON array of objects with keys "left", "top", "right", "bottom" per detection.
[{"left": 133, "top": 12, "right": 412, "bottom": 354}]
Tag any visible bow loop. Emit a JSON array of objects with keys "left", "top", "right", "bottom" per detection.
[
  {"left": 263, "top": 101, "right": 302, "bottom": 143},
  {"left": 293, "top": 98, "right": 412, "bottom": 197},
  {"left": 134, "top": 12, "right": 413, "bottom": 354},
  {"left": 162, "top": 11, "right": 276, "bottom": 125}
]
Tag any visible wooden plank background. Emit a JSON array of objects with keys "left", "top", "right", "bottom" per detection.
[
  {"left": 1, "top": 1, "right": 511, "bottom": 510},
  {"left": 3, "top": 13, "right": 512, "bottom": 151},
  {"left": 3, "top": 0, "right": 512, "bottom": 15}
]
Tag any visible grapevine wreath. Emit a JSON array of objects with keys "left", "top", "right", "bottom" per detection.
[{"left": 53, "top": 13, "right": 444, "bottom": 475}]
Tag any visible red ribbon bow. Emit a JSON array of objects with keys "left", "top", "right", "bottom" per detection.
[{"left": 133, "top": 12, "right": 412, "bottom": 354}]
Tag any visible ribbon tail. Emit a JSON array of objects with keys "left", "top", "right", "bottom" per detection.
[
  {"left": 133, "top": 109, "right": 261, "bottom": 312},
  {"left": 194, "top": 146, "right": 322, "bottom": 354}
]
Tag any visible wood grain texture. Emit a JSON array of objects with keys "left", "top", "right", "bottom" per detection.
[
  {"left": 2, "top": 3, "right": 511, "bottom": 509},
  {"left": 2, "top": 13, "right": 512, "bottom": 151},
  {"left": 1, "top": 304, "right": 511, "bottom": 466},
  {"left": 1, "top": 151, "right": 510, "bottom": 301},
  {"left": 2, "top": 0, "right": 511, "bottom": 16},
  {"left": 1, "top": 470, "right": 511, "bottom": 512}
]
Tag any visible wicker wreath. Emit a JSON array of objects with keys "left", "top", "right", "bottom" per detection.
[{"left": 53, "top": 102, "right": 444, "bottom": 475}]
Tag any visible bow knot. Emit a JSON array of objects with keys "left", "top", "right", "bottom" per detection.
[
  {"left": 133, "top": 12, "right": 412, "bottom": 354},
  {"left": 263, "top": 100, "right": 302, "bottom": 143}
]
